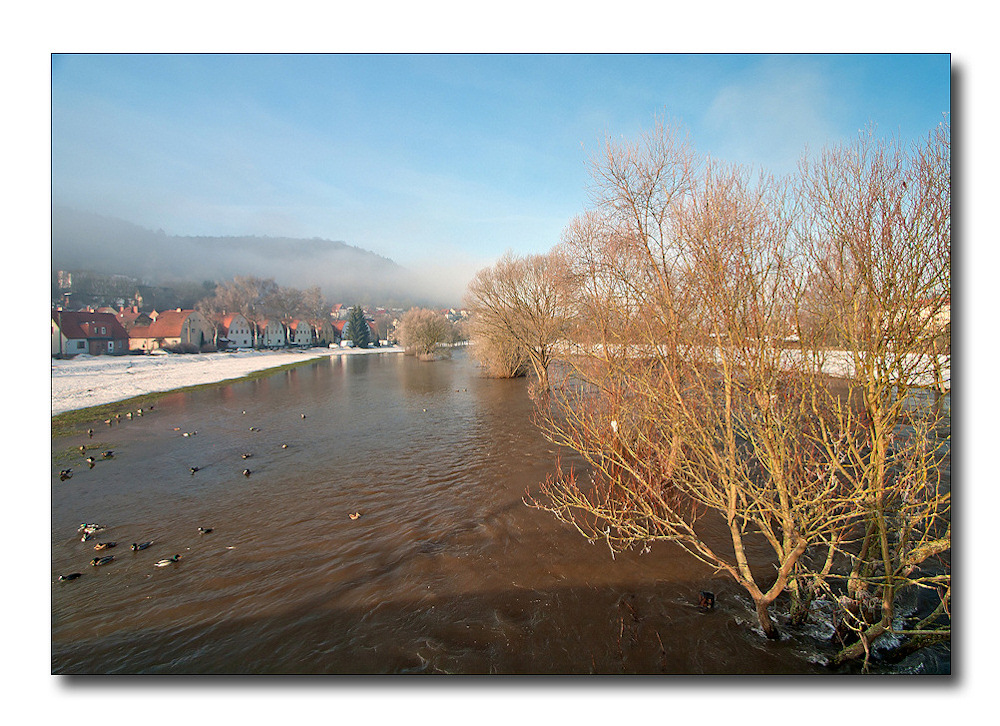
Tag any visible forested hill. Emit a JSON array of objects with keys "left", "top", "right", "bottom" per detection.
[{"left": 51, "top": 206, "right": 447, "bottom": 307}]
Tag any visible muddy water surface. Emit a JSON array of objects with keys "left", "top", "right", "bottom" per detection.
[{"left": 52, "top": 350, "right": 829, "bottom": 674}]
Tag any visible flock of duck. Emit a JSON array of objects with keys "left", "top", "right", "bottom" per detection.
[
  {"left": 56, "top": 401, "right": 357, "bottom": 584},
  {"left": 57, "top": 521, "right": 194, "bottom": 581}
]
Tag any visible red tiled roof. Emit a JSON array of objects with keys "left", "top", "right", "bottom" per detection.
[
  {"left": 145, "top": 309, "right": 194, "bottom": 338},
  {"left": 53, "top": 310, "right": 128, "bottom": 340}
]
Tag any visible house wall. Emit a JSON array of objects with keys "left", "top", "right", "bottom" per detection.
[
  {"left": 180, "top": 312, "right": 217, "bottom": 348},
  {"left": 257, "top": 322, "right": 286, "bottom": 348},
  {"left": 226, "top": 315, "right": 254, "bottom": 348},
  {"left": 289, "top": 323, "right": 313, "bottom": 346}
]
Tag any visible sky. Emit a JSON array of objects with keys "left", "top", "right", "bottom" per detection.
[{"left": 51, "top": 53, "right": 950, "bottom": 275}]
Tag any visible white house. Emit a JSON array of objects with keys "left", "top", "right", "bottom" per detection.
[
  {"left": 219, "top": 313, "right": 255, "bottom": 349},
  {"left": 256, "top": 318, "right": 287, "bottom": 348},
  {"left": 286, "top": 319, "right": 314, "bottom": 347}
]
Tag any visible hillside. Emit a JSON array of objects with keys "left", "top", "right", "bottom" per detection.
[{"left": 51, "top": 206, "right": 455, "bottom": 307}]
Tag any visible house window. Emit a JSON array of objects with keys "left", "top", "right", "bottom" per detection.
[{"left": 77, "top": 341, "right": 85, "bottom": 350}]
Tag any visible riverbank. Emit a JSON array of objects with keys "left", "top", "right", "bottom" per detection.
[{"left": 51, "top": 345, "right": 405, "bottom": 417}]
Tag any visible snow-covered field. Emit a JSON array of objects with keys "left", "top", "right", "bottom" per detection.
[{"left": 50, "top": 346, "right": 404, "bottom": 415}]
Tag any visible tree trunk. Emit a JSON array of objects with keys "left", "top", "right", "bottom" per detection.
[{"left": 756, "top": 599, "right": 779, "bottom": 639}]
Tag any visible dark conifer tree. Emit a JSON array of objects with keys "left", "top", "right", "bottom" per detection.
[{"left": 347, "top": 305, "right": 371, "bottom": 349}]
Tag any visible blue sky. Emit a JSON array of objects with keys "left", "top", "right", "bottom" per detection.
[{"left": 51, "top": 53, "right": 950, "bottom": 272}]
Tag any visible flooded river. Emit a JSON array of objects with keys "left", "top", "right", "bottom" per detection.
[{"left": 52, "top": 350, "right": 844, "bottom": 674}]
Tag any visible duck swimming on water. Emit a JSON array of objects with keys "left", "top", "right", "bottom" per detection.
[
  {"left": 198, "top": 527, "right": 213, "bottom": 534},
  {"left": 58, "top": 573, "right": 82, "bottom": 581},
  {"left": 154, "top": 555, "right": 182, "bottom": 567},
  {"left": 131, "top": 541, "right": 153, "bottom": 551},
  {"left": 190, "top": 466, "right": 201, "bottom": 475},
  {"left": 101, "top": 451, "right": 114, "bottom": 459},
  {"left": 91, "top": 555, "right": 114, "bottom": 566},
  {"left": 59, "top": 469, "right": 72, "bottom": 481},
  {"left": 85, "top": 457, "right": 96, "bottom": 468},
  {"left": 243, "top": 469, "right": 252, "bottom": 477},
  {"left": 93, "top": 541, "right": 117, "bottom": 550}
]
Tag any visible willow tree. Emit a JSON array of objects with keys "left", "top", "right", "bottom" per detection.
[
  {"left": 522, "top": 118, "right": 950, "bottom": 663},
  {"left": 528, "top": 134, "right": 867, "bottom": 638},
  {"left": 795, "top": 122, "right": 951, "bottom": 667},
  {"left": 464, "top": 249, "right": 571, "bottom": 390},
  {"left": 397, "top": 307, "right": 452, "bottom": 358}
]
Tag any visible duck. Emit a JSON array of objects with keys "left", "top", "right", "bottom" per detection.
[
  {"left": 197, "top": 527, "right": 213, "bottom": 534},
  {"left": 78, "top": 445, "right": 87, "bottom": 454},
  {"left": 301, "top": 413, "right": 307, "bottom": 419},
  {"left": 101, "top": 451, "right": 115, "bottom": 459},
  {"left": 79, "top": 523, "right": 106, "bottom": 534},
  {"left": 87, "top": 428, "right": 94, "bottom": 438},
  {"left": 154, "top": 554, "right": 182, "bottom": 567},
  {"left": 131, "top": 541, "right": 153, "bottom": 551},
  {"left": 242, "top": 469, "right": 252, "bottom": 477},
  {"left": 349, "top": 512, "right": 362, "bottom": 520},
  {"left": 58, "top": 573, "right": 82, "bottom": 581},
  {"left": 85, "top": 456, "right": 96, "bottom": 468},
  {"left": 136, "top": 408, "right": 144, "bottom": 416},
  {"left": 80, "top": 532, "right": 93, "bottom": 542},
  {"left": 104, "top": 418, "right": 114, "bottom": 426},
  {"left": 248, "top": 426, "right": 260, "bottom": 432},
  {"left": 93, "top": 541, "right": 117, "bottom": 550},
  {"left": 281, "top": 443, "right": 289, "bottom": 449},
  {"left": 91, "top": 555, "right": 114, "bottom": 566},
  {"left": 190, "top": 466, "right": 201, "bottom": 475},
  {"left": 241, "top": 453, "right": 252, "bottom": 459},
  {"left": 59, "top": 469, "right": 73, "bottom": 481},
  {"left": 125, "top": 411, "right": 133, "bottom": 420},
  {"left": 182, "top": 431, "right": 197, "bottom": 437}
]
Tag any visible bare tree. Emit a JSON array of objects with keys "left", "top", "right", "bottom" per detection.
[
  {"left": 796, "top": 122, "right": 951, "bottom": 667},
  {"left": 197, "top": 276, "right": 279, "bottom": 323},
  {"left": 523, "top": 118, "right": 950, "bottom": 658},
  {"left": 464, "top": 249, "right": 571, "bottom": 390},
  {"left": 396, "top": 307, "right": 453, "bottom": 359}
]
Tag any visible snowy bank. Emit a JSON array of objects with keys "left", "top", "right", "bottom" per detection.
[{"left": 51, "top": 346, "right": 404, "bottom": 415}]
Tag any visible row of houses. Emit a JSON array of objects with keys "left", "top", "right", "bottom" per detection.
[{"left": 52, "top": 307, "right": 381, "bottom": 357}]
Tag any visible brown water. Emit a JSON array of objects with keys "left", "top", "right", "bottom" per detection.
[{"left": 52, "top": 350, "right": 831, "bottom": 674}]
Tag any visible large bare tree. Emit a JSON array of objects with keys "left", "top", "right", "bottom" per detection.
[
  {"left": 464, "top": 249, "right": 571, "bottom": 389},
  {"left": 795, "top": 122, "right": 951, "bottom": 666},
  {"left": 517, "top": 118, "right": 950, "bottom": 659}
]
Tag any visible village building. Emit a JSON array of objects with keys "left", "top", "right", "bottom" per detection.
[
  {"left": 115, "top": 306, "right": 154, "bottom": 332},
  {"left": 128, "top": 309, "right": 216, "bottom": 352},
  {"left": 256, "top": 318, "right": 287, "bottom": 348},
  {"left": 312, "top": 318, "right": 337, "bottom": 347},
  {"left": 218, "top": 312, "right": 255, "bottom": 349},
  {"left": 52, "top": 309, "right": 130, "bottom": 356},
  {"left": 286, "top": 319, "right": 314, "bottom": 347}
]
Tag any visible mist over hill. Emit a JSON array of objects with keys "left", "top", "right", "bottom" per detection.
[{"left": 51, "top": 206, "right": 467, "bottom": 308}]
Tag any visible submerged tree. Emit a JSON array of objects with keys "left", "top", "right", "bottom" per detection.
[
  {"left": 511, "top": 117, "right": 950, "bottom": 661},
  {"left": 464, "top": 249, "right": 571, "bottom": 389},
  {"left": 795, "top": 121, "right": 951, "bottom": 667},
  {"left": 397, "top": 307, "right": 452, "bottom": 358}
]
